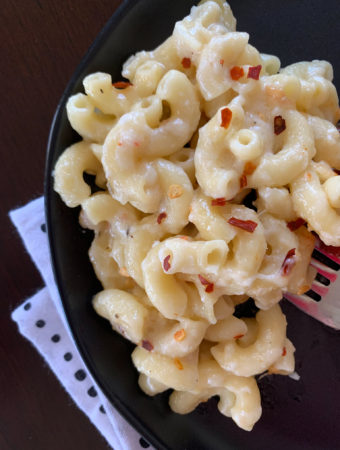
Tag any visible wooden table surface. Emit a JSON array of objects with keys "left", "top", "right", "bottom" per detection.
[{"left": 1, "top": 1, "right": 123, "bottom": 449}]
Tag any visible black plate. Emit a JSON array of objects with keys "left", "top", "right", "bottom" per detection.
[{"left": 45, "top": 1, "right": 340, "bottom": 449}]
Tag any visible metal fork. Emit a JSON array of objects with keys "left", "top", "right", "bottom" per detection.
[{"left": 284, "top": 239, "right": 340, "bottom": 329}]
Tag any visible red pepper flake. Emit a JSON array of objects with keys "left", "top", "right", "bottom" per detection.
[
  {"left": 211, "top": 197, "right": 227, "bottom": 207},
  {"left": 274, "top": 115, "right": 286, "bottom": 135},
  {"left": 227, "top": 217, "right": 258, "bottom": 233},
  {"left": 198, "top": 275, "right": 210, "bottom": 286},
  {"left": 281, "top": 248, "right": 296, "bottom": 276},
  {"left": 221, "top": 107, "right": 232, "bottom": 129},
  {"left": 305, "top": 172, "right": 312, "bottom": 182},
  {"left": 220, "top": 58, "right": 224, "bottom": 66},
  {"left": 243, "top": 161, "right": 257, "bottom": 176},
  {"left": 163, "top": 255, "right": 171, "bottom": 272},
  {"left": 247, "top": 65, "right": 262, "bottom": 80},
  {"left": 157, "top": 212, "right": 167, "bottom": 224},
  {"left": 230, "top": 66, "right": 244, "bottom": 81},
  {"left": 179, "top": 235, "right": 190, "bottom": 241},
  {"left": 287, "top": 218, "right": 306, "bottom": 232},
  {"left": 240, "top": 173, "right": 247, "bottom": 189},
  {"left": 198, "top": 275, "right": 214, "bottom": 293},
  {"left": 119, "top": 267, "right": 130, "bottom": 277},
  {"left": 282, "top": 346, "right": 287, "bottom": 357},
  {"left": 174, "top": 329, "right": 186, "bottom": 342},
  {"left": 181, "top": 57, "right": 191, "bottom": 69},
  {"left": 133, "top": 141, "right": 140, "bottom": 147},
  {"left": 174, "top": 358, "right": 184, "bottom": 370},
  {"left": 168, "top": 184, "right": 183, "bottom": 199},
  {"left": 141, "top": 340, "right": 154, "bottom": 351},
  {"left": 112, "top": 81, "right": 133, "bottom": 89},
  {"left": 233, "top": 334, "right": 244, "bottom": 340},
  {"left": 117, "top": 141, "right": 123, "bottom": 146}
]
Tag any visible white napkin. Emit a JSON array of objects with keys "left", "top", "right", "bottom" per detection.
[{"left": 9, "top": 197, "right": 153, "bottom": 450}]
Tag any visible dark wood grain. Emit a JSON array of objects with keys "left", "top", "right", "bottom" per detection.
[{"left": 1, "top": 1, "right": 122, "bottom": 449}]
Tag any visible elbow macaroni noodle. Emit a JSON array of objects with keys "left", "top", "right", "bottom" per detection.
[{"left": 54, "top": 1, "right": 340, "bottom": 431}]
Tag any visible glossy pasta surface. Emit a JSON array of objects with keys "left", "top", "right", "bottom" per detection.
[{"left": 54, "top": 0, "right": 340, "bottom": 431}]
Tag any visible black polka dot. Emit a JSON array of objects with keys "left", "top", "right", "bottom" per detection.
[
  {"left": 64, "top": 352, "right": 73, "bottom": 361},
  {"left": 87, "top": 386, "right": 97, "bottom": 398},
  {"left": 99, "top": 405, "right": 106, "bottom": 414},
  {"left": 74, "top": 369, "right": 86, "bottom": 381},
  {"left": 35, "top": 319, "right": 45, "bottom": 328},
  {"left": 40, "top": 223, "right": 46, "bottom": 232},
  {"left": 24, "top": 302, "right": 31, "bottom": 311},
  {"left": 51, "top": 334, "right": 60, "bottom": 343},
  {"left": 139, "top": 437, "right": 150, "bottom": 448}
]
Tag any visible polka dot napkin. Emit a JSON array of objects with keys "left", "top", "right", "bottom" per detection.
[{"left": 10, "top": 197, "right": 153, "bottom": 450}]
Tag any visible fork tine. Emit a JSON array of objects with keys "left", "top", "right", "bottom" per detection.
[{"left": 285, "top": 243, "right": 340, "bottom": 329}]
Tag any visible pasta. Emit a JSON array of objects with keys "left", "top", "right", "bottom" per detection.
[{"left": 54, "top": 0, "right": 340, "bottom": 431}]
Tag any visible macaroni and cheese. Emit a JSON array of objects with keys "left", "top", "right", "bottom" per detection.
[{"left": 54, "top": 0, "right": 340, "bottom": 431}]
